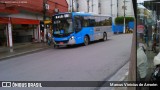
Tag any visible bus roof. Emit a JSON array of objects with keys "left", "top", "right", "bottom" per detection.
[
  {"left": 72, "top": 12, "right": 92, "bottom": 16},
  {"left": 54, "top": 12, "right": 91, "bottom": 16},
  {"left": 53, "top": 12, "right": 112, "bottom": 17}
]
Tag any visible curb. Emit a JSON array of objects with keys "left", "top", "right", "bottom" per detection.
[
  {"left": 97, "top": 61, "right": 129, "bottom": 90},
  {"left": 0, "top": 47, "right": 50, "bottom": 61},
  {"left": 119, "top": 71, "right": 128, "bottom": 81},
  {"left": 114, "top": 70, "right": 129, "bottom": 90}
]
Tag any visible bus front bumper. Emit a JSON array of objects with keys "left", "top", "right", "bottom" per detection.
[{"left": 53, "top": 38, "right": 76, "bottom": 46}]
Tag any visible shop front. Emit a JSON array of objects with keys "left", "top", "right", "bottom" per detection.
[
  {"left": 0, "top": 24, "right": 7, "bottom": 46},
  {"left": 12, "top": 24, "right": 35, "bottom": 43},
  {"left": 12, "top": 18, "right": 40, "bottom": 45},
  {"left": 0, "top": 17, "right": 9, "bottom": 47},
  {"left": 0, "top": 17, "right": 40, "bottom": 47}
]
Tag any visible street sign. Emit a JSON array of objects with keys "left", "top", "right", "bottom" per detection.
[
  {"left": 45, "top": 4, "right": 49, "bottom": 10},
  {"left": 137, "top": 25, "right": 144, "bottom": 33}
]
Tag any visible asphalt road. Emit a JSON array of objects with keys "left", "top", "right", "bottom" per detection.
[{"left": 0, "top": 34, "right": 132, "bottom": 90}]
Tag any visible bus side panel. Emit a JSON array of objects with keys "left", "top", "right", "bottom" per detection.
[
  {"left": 84, "top": 27, "right": 94, "bottom": 41},
  {"left": 93, "top": 26, "right": 112, "bottom": 40},
  {"left": 74, "top": 27, "right": 94, "bottom": 44},
  {"left": 94, "top": 27, "right": 103, "bottom": 40},
  {"left": 74, "top": 32, "right": 83, "bottom": 44},
  {"left": 104, "top": 26, "right": 113, "bottom": 37}
]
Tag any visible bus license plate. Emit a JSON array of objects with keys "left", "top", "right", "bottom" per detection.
[{"left": 59, "top": 42, "right": 64, "bottom": 45}]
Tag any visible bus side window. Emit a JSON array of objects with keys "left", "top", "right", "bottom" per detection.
[
  {"left": 75, "top": 16, "right": 82, "bottom": 32},
  {"left": 95, "top": 17, "right": 101, "bottom": 27},
  {"left": 101, "top": 17, "right": 105, "bottom": 26},
  {"left": 83, "top": 16, "right": 89, "bottom": 27},
  {"left": 88, "top": 16, "right": 94, "bottom": 27}
]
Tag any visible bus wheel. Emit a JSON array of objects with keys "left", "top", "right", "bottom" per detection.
[
  {"left": 84, "top": 36, "right": 89, "bottom": 46},
  {"left": 103, "top": 33, "right": 107, "bottom": 41},
  {"left": 54, "top": 45, "right": 56, "bottom": 48},
  {"left": 54, "top": 45, "right": 59, "bottom": 49},
  {"left": 67, "top": 45, "right": 71, "bottom": 48}
]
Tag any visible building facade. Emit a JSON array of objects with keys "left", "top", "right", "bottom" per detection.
[
  {"left": 67, "top": 0, "right": 134, "bottom": 16},
  {"left": 66, "top": 0, "right": 134, "bottom": 22},
  {"left": 0, "top": 0, "right": 68, "bottom": 47}
]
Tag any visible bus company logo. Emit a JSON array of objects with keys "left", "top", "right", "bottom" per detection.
[{"left": 2, "top": 82, "right": 11, "bottom": 87}]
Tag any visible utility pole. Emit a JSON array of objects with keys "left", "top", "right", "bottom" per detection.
[
  {"left": 123, "top": 0, "right": 126, "bottom": 33},
  {"left": 92, "top": 0, "right": 93, "bottom": 12},
  {"left": 98, "top": 0, "right": 101, "bottom": 14},
  {"left": 70, "top": 0, "right": 72, "bottom": 12},
  {"left": 111, "top": 0, "right": 112, "bottom": 16},
  {"left": 72, "top": 0, "right": 74, "bottom": 12},
  {"left": 43, "top": 0, "right": 47, "bottom": 21},
  {"left": 87, "top": 0, "right": 89, "bottom": 12},
  {"left": 117, "top": 0, "right": 118, "bottom": 17},
  {"left": 123, "top": 0, "right": 129, "bottom": 33},
  {"left": 43, "top": 0, "right": 48, "bottom": 42},
  {"left": 76, "top": 0, "right": 79, "bottom": 12}
]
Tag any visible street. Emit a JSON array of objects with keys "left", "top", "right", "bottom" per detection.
[{"left": 0, "top": 34, "right": 132, "bottom": 90}]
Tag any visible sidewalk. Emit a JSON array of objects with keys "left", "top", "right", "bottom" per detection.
[
  {"left": 0, "top": 42, "right": 51, "bottom": 60},
  {"left": 98, "top": 61, "right": 129, "bottom": 90},
  {"left": 145, "top": 41, "right": 158, "bottom": 81},
  {"left": 138, "top": 41, "right": 158, "bottom": 90},
  {"left": 137, "top": 37, "right": 158, "bottom": 80}
]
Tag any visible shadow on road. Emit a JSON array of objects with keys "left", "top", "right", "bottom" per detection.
[{"left": 54, "top": 39, "right": 111, "bottom": 49}]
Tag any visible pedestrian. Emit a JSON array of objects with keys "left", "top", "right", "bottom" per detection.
[
  {"left": 137, "top": 43, "right": 148, "bottom": 81},
  {"left": 47, "top": 32, "right": 51, "bottom": 46},
  {"left": 46, "top": 32, "right": 48, "bottom": 43},
  {"left": 152, "top": 29, "right": 157, "bottom": 53},
  {"left": 41, "top": 31, "right": 44, "bottom": 42},
  {"left": 150, "top": 52, "right": 160, "bottom": 90},
  {"left": 137, "top": 43, "right": 148, "bottom": 90},
  {"left": 144, "top": 25, "right": 149, "bottom": 47}
]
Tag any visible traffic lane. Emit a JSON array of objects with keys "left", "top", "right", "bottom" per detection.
[{"left": 0, "top": 34, "right": 132, "bottom": 81}]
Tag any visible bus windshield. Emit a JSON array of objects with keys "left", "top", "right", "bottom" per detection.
[{"left": 53, "top": 18, "right": 73, "bottom": 36}]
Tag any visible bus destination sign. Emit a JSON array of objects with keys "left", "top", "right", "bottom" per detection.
[{"left": 55, "top": 13, "right": 71, "bottom": 19}]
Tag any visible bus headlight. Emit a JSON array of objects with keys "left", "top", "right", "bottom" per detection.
[
  {"left": 71, "top": 36, "right": 74, "bottom": 39},
  {"left": 68, "top": 36, "right": 75, "bottom": 45}
]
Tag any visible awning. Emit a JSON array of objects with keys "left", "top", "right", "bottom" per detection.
[
  {"left": 0, "top": 17, "right": 40, "bottom": 24},
  {"left": 11, "top": 18, "right": 40, "bottom": 24},
  {"left": 0, "top": 9, "right": 19, "bottom": 14},
  {"left": 0, "top": 17, "right": 9, "bottom": 24}
]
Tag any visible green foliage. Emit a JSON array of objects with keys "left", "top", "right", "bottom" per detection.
[{"left": 115, "top": 17, "right": 134, "bottom": 25}]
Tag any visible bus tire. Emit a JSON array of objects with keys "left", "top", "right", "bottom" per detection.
[
  {"left": 54, "top": 45, "right": 56, "bottom": 48},
  {"left": 103, "top": 33, "right": 107, "bottom": 41},
  {"left": 67, "top": 45, "right": 71, "bottom": 48},
  {"left": 84, "top": 36, "right": 89, "bottom": 46},
  {"left": 54, "top": 45, "right": 59, "bottom": 49}
]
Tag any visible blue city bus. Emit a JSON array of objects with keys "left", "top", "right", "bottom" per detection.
[{"left": 52, "top": 12, "right": 112, "bottom": 48}]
